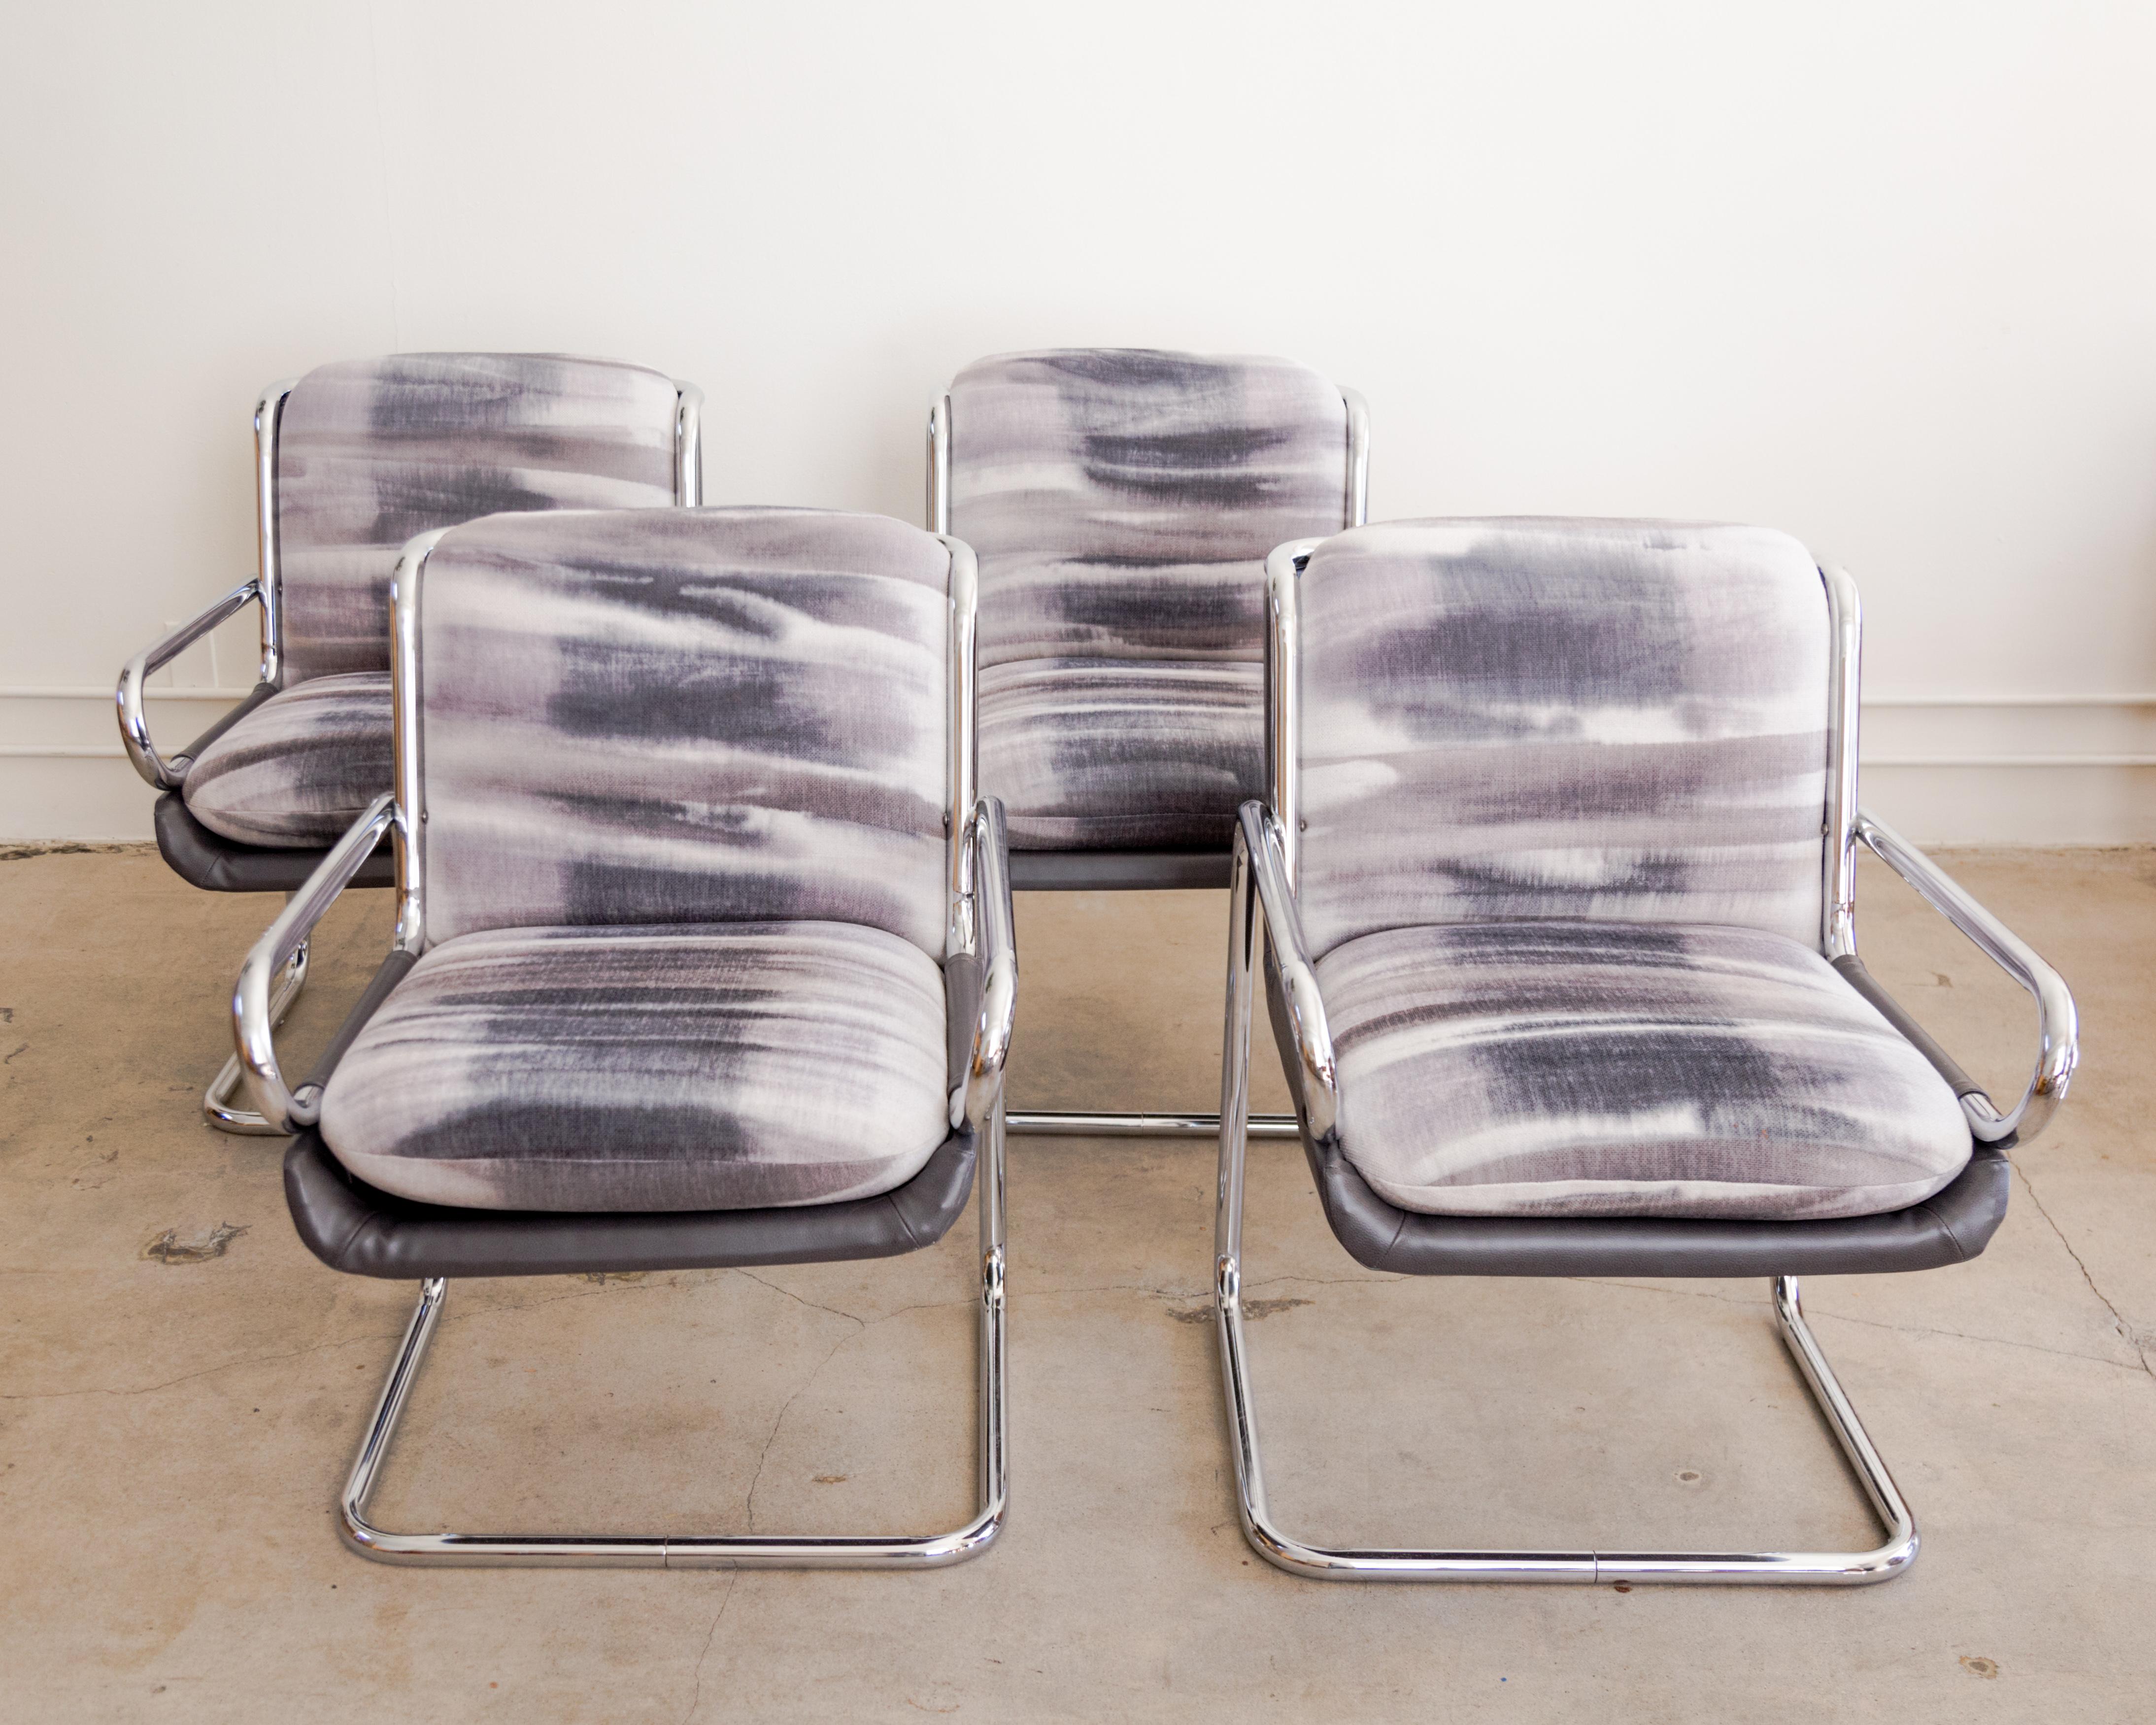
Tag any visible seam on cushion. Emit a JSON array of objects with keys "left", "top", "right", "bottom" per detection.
[
  {"left": 1317, "top": 916, "right": 1827, "bottom": 956},
  {"left": 884, "top": 1188, "right": 925, "bottom": 1253},
  {"left": 1909, "top": 1193, "right": 1966, "bottom": 1262},
  {"left": 333, "top": 1150, "right": 947, "bottom": 1207},
  {"left": 329, "top": 1212, "right": 372, "bottom": 1268},
  {"left": 327, "top": 1189, "right": 381, "bottom": 1272},
  {"left": 343, "top": 1214, "right": 395, "bottom": 1275},
  {"left": 1372, "top": 1203, "right": 1411, "bottom": 1273},
  {"left": 1360, "top": 1172, "right": 1955, "bottom": 1221},
  {"left": 1914, "top": 1152, "right": 1987, "bottom": 1262},
  {"left": 1338, "top": 1144, "right": 1411, "bottom": 1271}
]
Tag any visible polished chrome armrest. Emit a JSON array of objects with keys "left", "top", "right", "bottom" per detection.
[
  {"left": 115, "top": 579, "right": 264, "bottom": 789},
  {"left": 953, "top": 797, "right": 1017, "bottom": 1132},
  {"left": 1235, "top": 801, "right": 1338, "bottom": 1138},
  {"left": 232, "top": 793, "right": 399, "bottom": 1133},
  {"left": 1853, "top": 808, "right": 2078, "bottom": 1145}
]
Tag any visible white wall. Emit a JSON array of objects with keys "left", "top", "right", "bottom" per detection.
[{"left": 5, "top": 0, "right": 2154, "bottom": 843}]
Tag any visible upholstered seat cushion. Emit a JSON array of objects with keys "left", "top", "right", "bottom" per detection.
[
  {"left": 978, "top": 656, "right": 1262, "bottom": 849},
  {"left": 319, "top": 920, "right": 950, "bottom": 1214},
  {"left": 1315, "top": 920, "right": 1971, "bottom": 1220},
  {"left": 180, "top": 673, "right": 393, "bottom": 847}
]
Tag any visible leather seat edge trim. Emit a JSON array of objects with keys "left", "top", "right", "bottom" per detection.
[
  {"left": 155, "top": 792, "right": 395, "bottom": 893},
  {"left": 1832, "top": 954, "right": 1987, "bottom": 1099},
  {"left": 282, "top": 1129, "right": 979, "bottom": 1279},
  {"left": 1260, "top": 960, "right": 2010, "bottom": 1278}
]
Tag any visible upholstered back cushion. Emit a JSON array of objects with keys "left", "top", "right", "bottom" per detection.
[
  {"left": 276, "top": 353, "right": 679, "bottom": 682},
  {"left": 413, "top": 508, "right": 952, "bottom": 956},
  {"left": 949, "top": 349, "right": 1350, "bottom": 669},
  {"left": 1296, "top": 519, "right": 1830, "bottom": 958}
]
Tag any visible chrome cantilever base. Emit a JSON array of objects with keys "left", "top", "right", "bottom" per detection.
[
  {"left": 203, "top": 940, "right": 308, "bottom": 1135},
  {"left": 1213, "top": 1269, "right": 1917, "bottom": 1585},
  {"left": 1211, "top": 806, "right": 1920, "bottom": 1584},
  {"left": 1009, "top": 1108, "right": 1297, "bottom": 1139},
  {"left": 336, "top": 1110, "right": 1010, "bottom": 1569}
]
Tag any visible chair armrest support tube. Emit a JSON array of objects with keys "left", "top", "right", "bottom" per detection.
[
  {"left": 171, "top": 681, "right": 277, "bottom": 768},
  {"left": 1236, "top": 801, "right": 1337, "bottom": 1138},
  {"left": 1852, "top": 807, "right": 2077, "bottom": 1144},
  {"left": 1831, "top": 956, "right": 1985, "bottom": 1100},
  {"left": 115, "top": 579, "right": 264, "bottom": 789},
  {"left": 295, "top": 948, "right": 420, "bottom": 1114},
  {"left": 233, "top": 793, "right": 400, "bottom": 1133},
  {"left": 958, "top": 798, "right": 1017, "bottom": 1131}
]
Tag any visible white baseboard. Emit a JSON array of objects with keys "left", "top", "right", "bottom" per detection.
[{"left": 2, "top": 689, "right": 2152, "bottom": 847}]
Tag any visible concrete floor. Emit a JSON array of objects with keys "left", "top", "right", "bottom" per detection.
[{"left": 1, "top": 845, "right": 2150, "bottom": 1722}]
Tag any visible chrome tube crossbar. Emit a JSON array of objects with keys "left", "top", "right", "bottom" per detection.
[
  {"left": 339, "top": 1107, "right": 1010, "bottom": 1569},
  {"left": 1008, "top": 1110, "right": 1299, "bottom": 1140}
]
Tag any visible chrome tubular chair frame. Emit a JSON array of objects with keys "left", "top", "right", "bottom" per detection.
[
  {"left": 927, "top": 382, "right": 1369, "bottom": 1143},
  {"left": 121, "top": 372, "right": 704, "bottom": 1134},
  {"left": 339, "top": 1108, "right": 1004, "bottom": 1569},
  {"left": 1207, "top": 542, "right": 2078, "bottom": 1585},
  {"left": 1215, "top": 805, "right": 1915, "bottom": 1585},
  {"left": 240, "top": 531, "right": 1011, "bottom": 1568}
]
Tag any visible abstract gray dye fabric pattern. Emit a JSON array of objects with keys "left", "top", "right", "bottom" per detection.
[
  {"left": 950, "top": 348, "right": 1348, "bottom": 847},
  {"left": 318, "top": 921, "right": 950, "bottom": 1213},
  {"left": 276, "top": 353, "right": 680, "bottom": 682},
  {"left": 1314, "top": 920, "right": 1971, "bottom": 1220},
  {"left": 977, "top": 658, "right": 1263, "bottom": 849},
  {"left": 179, "top": 672, "right": 393, "bottom": 847},
  {"left": 414, "top": 507, "right": 952, "bottom": 956},
  {"left": 1296, "top": 519, "right": 1832, "bottom": 959}
]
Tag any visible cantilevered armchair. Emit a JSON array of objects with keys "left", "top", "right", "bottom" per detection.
[
  {"left": 930, "top": 347, "right": 1366, "bottom": 1138},
  {"left": 119, "top": 353, "right": 701, "bottom": 1131},
  {"left": 231, "top": 507, "right": 1013, "bottom": 1567},
  {"left": 1216, "top": 518, "right": 2077, "bottom": 1585}
]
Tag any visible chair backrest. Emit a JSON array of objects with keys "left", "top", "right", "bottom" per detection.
[
  {"left": 1292, "top": 518, "right": 1831, "bottom": 961},
  {"left": 275, "top": 353, "right": 683, "bottom": 683},
  {"left": 404, "top": 507, "right": 958, "bottom": 957},
  {"left": 947, "top": 349, "right": 1352, "bottom": 673}
]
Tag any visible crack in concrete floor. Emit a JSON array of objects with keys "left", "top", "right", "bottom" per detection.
[
  {"left": 675, "top": 1572, "right": 738, "bottom": 1725},
  {"left": 2013, "top": 1158, "right": 2156, "bottom": 1379},
  {"left": 1569, "top": 1274, "right": 2156, "bottom": 1380}
]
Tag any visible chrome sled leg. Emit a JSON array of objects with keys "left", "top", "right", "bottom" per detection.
[
  {"left": 1213, "top": 1262, "right": 1916, "bottom": 1584},
  {"left": 1209, "top": 831, "right": 1919, "bottom": 1585},
  {"left": 336, "top": 1107, "right": 1010, "bottom": 1569},
  {"left": 204, "top": 938, "right": 308, "bottom": 1135}
]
